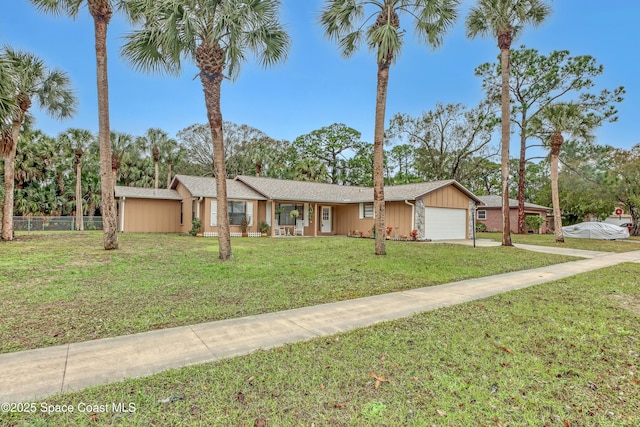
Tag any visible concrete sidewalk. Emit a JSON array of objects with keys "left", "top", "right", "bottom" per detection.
[
  {"left": 433, "top": 239, "right": 611, "bottom": 258},
  {"left": 2, "top": 248, "right": 639, "bottom": 403}
]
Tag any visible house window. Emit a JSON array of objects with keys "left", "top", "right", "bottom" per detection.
[
  {"left": 277, "top": 203, "right": 304, "bottom": 225},
  {"left": 180, "top": 202, "right": 184, "bottom": 225},
  {"left": 228, "top": 201, "right": 246, "bottom": 226},
  {"left": 192, "top": 200, "right": 197, "bottom": 221},
  {"left": 477, "top": 210, "right": 486, "bottom": 220},
  {"left": 363, "top": 203, "right": 374, "bottom": 218}
]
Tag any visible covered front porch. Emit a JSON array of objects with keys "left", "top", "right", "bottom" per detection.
[{"left": 266, "top": 201, "right": 348, "bottom": 237}]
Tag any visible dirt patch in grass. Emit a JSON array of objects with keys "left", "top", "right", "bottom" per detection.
[{"left": 612, "top": 294, "right": 640, "bottom": 315}]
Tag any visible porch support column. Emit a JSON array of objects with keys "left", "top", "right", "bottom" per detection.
[
  {"left": 313, "top": 203, "right": 318, "bottom": 237},
  {"left": 120, "top": 197, "right": 125, "bottom": 232},
  {"left": 271, "top": 200, "right": 276, "bottom": 237}
]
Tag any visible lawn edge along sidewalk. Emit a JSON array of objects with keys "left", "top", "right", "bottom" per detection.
[{"left": 1, "top": 249, "right": 639, "bottom": 403}]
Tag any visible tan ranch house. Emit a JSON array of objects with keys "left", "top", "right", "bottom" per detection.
[{"left": 115, "top": 175, "right": 483, "bottom": 240}]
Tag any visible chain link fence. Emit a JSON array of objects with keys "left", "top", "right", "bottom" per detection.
[{"left": 12, "top": 216, "right": 103, "bottom": 231}]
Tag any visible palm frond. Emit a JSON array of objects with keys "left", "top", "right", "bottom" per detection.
[
  {"left": 412, "top": 0, "right": 460, "bottom": 49},
  {"left": 320, "top": 0, "right": 365, "bottom": 42},
  {"left": 466, "top": 0, "right": 551, "bottom": 41},
  {"left": 338, "top": 30, "right": 364, "bottom": 58},
  {"left": 123, "top": 0, "right": 289, "bottom": 80},
  {"left": 1, "top": 46, "right": 76, "bottom": 120},
  {"left": 368, "top": 21, "right": 403, "bottom": 64},
  {"left": 28, "top": 0, "right": 84, "bottom": 19},
  {"left": 121, "top": 27, "right": 184, "bottom": 76},
  {"left": 38, "top": 69, "right": 77, "bottom": 119},
  {"left": 0, "top": 54, "right": 18, "bottom": 127}
]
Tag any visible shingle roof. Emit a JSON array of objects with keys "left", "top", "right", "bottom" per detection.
[
  {"left": 121, "top": 174, "right": 482, "bottom": 204},
  {"left": 385, "top": 180, "right": 482, "bottom": 203},
  {"left": 171, "top": 175, "right": 266, "bottom": 200},
  {"left": 477, "top": 195, "right": 550, "bottom": 210},
  {"left": 236, "top": 176, "right": 372, "bottom": 203},
  {"left": 115, "top": 186, "right": 182, "bottom": 200},
  {"left": 236, "top": 176, "right": 482, "bottom": 204}
]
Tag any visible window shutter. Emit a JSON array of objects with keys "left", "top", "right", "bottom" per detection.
[
  {"left": 359, "top": 203, "right": 364, "bottom": 219},
  {"left": 210, "top": 201, "right": 217, "bottom": 226},
  {"left": 304, "top": 203, "right": 309, "bottom": 226},
  {"left": 266, "top": 202, "right": 272, "bottom": 226},
  {"left": 247, "top": 202, "right": 254, "bottom": 226}
]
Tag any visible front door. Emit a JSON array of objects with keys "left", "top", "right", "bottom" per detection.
[{"left": 321, "top": 206, "right": 332, "bottom": 233}]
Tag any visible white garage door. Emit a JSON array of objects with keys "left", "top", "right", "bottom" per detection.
[{"left": 425, "top": 207, "right": 467, "bottom": 240}]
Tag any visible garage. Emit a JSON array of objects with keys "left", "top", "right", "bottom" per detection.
[{"left": 424, "top": 207, "right": 467, "bottom": 240}]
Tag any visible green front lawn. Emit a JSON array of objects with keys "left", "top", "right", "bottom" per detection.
[
  {"left": 479, "top": 231, "right": 640, "bottom": 252},
  {"left": 0, "top": 232, "right": 577, "bottom": 353},
  {"left": 2, "top": 264, "right": 638, "bottom": 426}
]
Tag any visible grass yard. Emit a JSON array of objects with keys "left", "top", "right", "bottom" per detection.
[
  {"left": 2, "top": 264, "right": 638, "bottom": 426},
  {"left": 0, "top": 232, "right": 578, "bottom": 353},
  {"left": 479, "top": 232, "right": 640, "bottom": 253}
]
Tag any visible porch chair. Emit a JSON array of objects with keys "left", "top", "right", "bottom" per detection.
[
  {"left": 294, "top": 220, "right": 304, "bottom": 236},
  {"left": 273, "top": 221, "right": 285, "bottom": 237}
]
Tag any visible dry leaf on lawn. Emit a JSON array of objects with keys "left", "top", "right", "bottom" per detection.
[{"left": 368, "top": 372, "right": 391, "bottom": 389}]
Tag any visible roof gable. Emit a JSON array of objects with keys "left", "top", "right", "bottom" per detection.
[{"left": 385, "top": 180, "right": 482, "bottom": 203}]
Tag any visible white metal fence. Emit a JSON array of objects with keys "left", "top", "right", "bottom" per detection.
[
  {"left": 203, "top": 231, "right": 262, "bottom": 238},
  {"left": 12, "top": 216, "right": 103, "bottom": 231}
]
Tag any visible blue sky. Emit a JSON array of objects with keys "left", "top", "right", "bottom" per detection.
[{"left": 1, "top": 0, "right": 638, "bottom": 152}]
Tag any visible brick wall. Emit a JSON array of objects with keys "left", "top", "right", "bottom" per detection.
[{"left": 478, "top": 208, "right": 548, "bottom": 234}]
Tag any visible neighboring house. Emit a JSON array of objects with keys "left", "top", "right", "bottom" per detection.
[
  {"left": 115, "top": 175, "right": 483, "bottom": 240},
  {"left": 603, "top": 205, "right": 632, "bottom": 226},
  {"left": 476, "top": 195, "right": 551, "bottom": 234}
]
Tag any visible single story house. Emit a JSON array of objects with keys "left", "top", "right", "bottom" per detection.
[
  {"left": 603, "top": 205, "right": 632, "bottom": 226},
  {"left": 476, "top": 195, "right": 551, "bottom": 234},
  {"left": 115, "top": 175, "right": 483, "bottom": 240}
]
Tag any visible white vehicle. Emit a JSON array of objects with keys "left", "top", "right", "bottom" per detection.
[{"left": 562, "top": 222, "right": 630, "bottom": 240}]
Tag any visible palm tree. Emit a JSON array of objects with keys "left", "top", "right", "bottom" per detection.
[
  {"left": 59, "top": 129, "right": 95, "bottom": 230},
  {"left": 29, "top": 0, "right": 125, "bottom": 250},
  {"left": 293, "top": 158, "right": 330, "bottom": 182},
  {"left": 158, "top": 136, "right": 182, "bottom": 188},
  {"left": 466, "top": 0, "right": 551, "bottom": 246},
  {"left": 0, "top": 47, "right": 76, "bottom": 241},
  {"left": 121, "top": 0, "right": 290, "bottom": 260},
  {"left": 0, "top": 55, "right": 17, "bottom": 128},
  {"left": 320, "top": 0, "right": 459, "bottom": 255},
  {"left": 136, "top": 128, "right": 175, "bottom": 188},
  {"left": 530, "top": 103, "right": 597, "bottom": 243}
]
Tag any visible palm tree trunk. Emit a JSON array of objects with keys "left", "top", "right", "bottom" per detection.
[
  {"left": 166, "top": 161, "right": 172, "bottom": 189},
  {"left": 499, "top": 45, "right": 513, "bottom": 246},
  {"left": 516, "top": 115, "right": 528, "bottom": 234},
  {"left": 550, "top": 134, "right": 563, "bottom": 243},
  {"left": 76, "top": 160, "right": 84, "bottom": 231},
  {"left": 91, "top": 3, "right": 117, "bottom": 250},
  {"left": 154, "top": 160, "right": 159, "bottom": 189},
  {"left": 199, "top": 65, "right": 232, "bottom": 260},
  {"left": 373, "top": 63, "right": 389, "bottom": 255},
  {"left": 1, "top": 119, "right": 21, "bottom": 241}
]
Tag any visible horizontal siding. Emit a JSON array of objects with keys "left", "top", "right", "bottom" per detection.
[
  {"left": 201, "top": 198, "right": 262, "bottom": 234},
  {"left": 334, "top": 202, "right": 413, "bottom": 237},
  {"left": 122, "top": 199, "right": 181, "bottom": 232}
]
